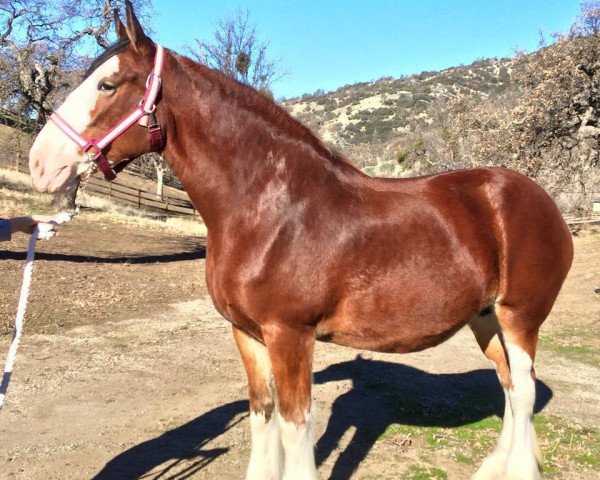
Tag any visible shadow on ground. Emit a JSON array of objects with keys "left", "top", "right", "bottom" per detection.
[
  {"left": 314, "top": 355, "right": 552, "bottom": 480},
  {"left": 92, "top": 356, "right": 552, "bottom": 480},
  {"left": 92, "top": 400, "right": 248, "bottom": 480},
  {"left": 0, "top": 245, "right": 206, "bottom": 263}
]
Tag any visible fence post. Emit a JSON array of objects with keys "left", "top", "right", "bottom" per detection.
[{"left": 137, "top": 189, "right": 141, "bottom": 208}]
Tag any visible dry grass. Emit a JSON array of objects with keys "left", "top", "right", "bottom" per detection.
[
  {"left": 0, "top": 167, "right": 207, "bottom": 236},
  {"left": 0, "top": 125, "right": 32, "bottom": 168}
]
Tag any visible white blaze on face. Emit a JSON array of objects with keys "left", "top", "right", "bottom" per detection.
[{"left": 29, "top": 56, "right": 120, "bottom": 193}]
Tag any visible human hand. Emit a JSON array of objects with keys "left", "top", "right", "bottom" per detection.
[{"left": 10, "top": 215, "right": 58, "bottom": 235}]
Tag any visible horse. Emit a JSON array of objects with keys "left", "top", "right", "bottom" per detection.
[{"left": 28, "top": 3, "right": 573, "bottom": 479}]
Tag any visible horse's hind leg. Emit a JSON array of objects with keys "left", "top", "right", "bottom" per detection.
[
  {"left": 497, "top": 305, "right": 543, "bottom": 480},
  {"left": 233, "top": 326, "right": 283, "bottom": 480},
  {"left": 263, "top": 323, "right": 318, "bottom": 480},
  {"left": 470, "top": 306, "right": 543, "bottom": 480},
  {"left": 470, "top": 311, "right": 514, "bottom": 480}
]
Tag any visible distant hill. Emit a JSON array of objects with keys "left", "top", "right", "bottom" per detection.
[{"left": 282, "top": 57, "right": 513, "bottom": 175}]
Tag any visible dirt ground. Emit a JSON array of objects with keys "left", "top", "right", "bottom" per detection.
[{"left": 0, "top": 214, "right": 599, "bottom": 480}]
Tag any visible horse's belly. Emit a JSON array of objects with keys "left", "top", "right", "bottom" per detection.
[
  {"left": 315, "top": 287, "right": 484, "bottom": 354},
  {"left": 316, "top": 319, "right": 467, "bottom": 353}
]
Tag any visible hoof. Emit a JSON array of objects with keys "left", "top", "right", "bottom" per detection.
[
  {"left": 501, "top": 474, "right": 541, "bottom": 480},
  {"left": 471, "top": 450, "right": 508, "bottom": 480},
  {"left": 501, "top": 462, "right": 541, "bottom": 480}
]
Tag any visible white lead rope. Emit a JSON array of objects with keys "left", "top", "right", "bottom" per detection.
[{"left": 0, "top": 210, "right": 76, "bottom": 410}]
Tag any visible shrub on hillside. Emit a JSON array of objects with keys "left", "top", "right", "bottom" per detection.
[{"left": 445, "top": 2, "right": 600, "bottom": 208}]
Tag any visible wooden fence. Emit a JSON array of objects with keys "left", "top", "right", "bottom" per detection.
[
  {"left": 563, "top": 213, "right": 600, "bottom": 227},
  {"left": 84, "top": 175, "right": 198, "bottom": 216}
]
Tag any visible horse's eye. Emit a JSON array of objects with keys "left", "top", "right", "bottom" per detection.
[{"left": 98, "top": 81, "right": 116, "bottom": 93}]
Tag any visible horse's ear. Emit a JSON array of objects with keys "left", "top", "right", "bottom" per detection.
[
  {"left": 114, "top": 8, "right": 127, "bottom": 40},
  {"left": 124, "top": 0, "right": 151, "bottom": 51}
]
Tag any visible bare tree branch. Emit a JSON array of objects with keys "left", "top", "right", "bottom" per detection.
[
  {"left": 188, "top": 8, "right": 285, "bottom": 96},
  {"left": 0, "top": 0, "right": 151, "bottom": 122}
]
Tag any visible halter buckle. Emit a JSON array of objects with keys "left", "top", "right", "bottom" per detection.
[
  {"left": 146, "top": 73, "right": 162, "bottom": 89},
  {"left": 139, "top": 99, "right": 157, "bottom": 114}
]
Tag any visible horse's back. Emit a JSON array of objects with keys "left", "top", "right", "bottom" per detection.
[
  {"left": 376, "top": 167, "right": 572, "bottom": 275},
  {"left": 380, "top": 166, "right": 573, "bottom": 315}
]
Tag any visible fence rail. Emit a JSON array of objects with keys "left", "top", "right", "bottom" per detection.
[
  {"left": 563, "top": 213, "right": 600, "bottom": 226},
  {"left": 84, "top": 175, "right": 197, "bottom": 216}
]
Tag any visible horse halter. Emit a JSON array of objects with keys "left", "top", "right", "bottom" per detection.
[{"left": 50, "top": 45, "right": 165, "bottom": 181}]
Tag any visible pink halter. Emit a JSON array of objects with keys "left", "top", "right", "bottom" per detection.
[{"left": 50, "top": 45, "right": 165, "bottom": 181}]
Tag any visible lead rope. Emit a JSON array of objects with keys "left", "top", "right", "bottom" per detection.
[{"left": 0, "top": 169, "right": 92, "bottom": 410}]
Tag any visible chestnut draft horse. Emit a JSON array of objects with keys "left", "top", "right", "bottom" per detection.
[{"left": 29, "top": 4, "right": 573, "bottom": 480}]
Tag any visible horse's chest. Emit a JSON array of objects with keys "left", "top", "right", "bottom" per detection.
[
  {"left": 205, "top": 242, "right": 329, "bottom": 333},
  {"left": 204, "top": 250, "right": 279, "bottom": 335},
  {"left": 204, "top": 266, "right": 263, "bottom": 339}
]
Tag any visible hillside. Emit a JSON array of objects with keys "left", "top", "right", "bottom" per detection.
[{"left": 283, "top": 57, "right": 512, "bottom": 152}]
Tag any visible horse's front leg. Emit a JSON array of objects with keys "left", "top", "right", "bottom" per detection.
[
  {"left": 264, "top": 323, "right": 318, "bottom": 480},
  {"left": 233, "top": 326, "right": 283, "bottom": 480}
]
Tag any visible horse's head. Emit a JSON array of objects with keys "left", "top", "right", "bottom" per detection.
[{"left": 29, "top": 1, "right": 161, "bottom": 193}]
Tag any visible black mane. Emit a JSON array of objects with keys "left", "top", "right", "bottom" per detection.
[{"left": 83, "top": 39, "right": 131, "bottom": 79}]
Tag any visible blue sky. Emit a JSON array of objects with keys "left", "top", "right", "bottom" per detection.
[{"left": 151, "top": 0, "right": 582, "bottom": 99}]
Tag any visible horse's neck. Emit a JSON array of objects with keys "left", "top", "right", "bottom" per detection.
[{"left": 161, "top": 55, "right": 361, "bottom": 230}]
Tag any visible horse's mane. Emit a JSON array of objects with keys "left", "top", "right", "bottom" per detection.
[{"left": 176, "top": 54, "right": 354, "bottom": 169}]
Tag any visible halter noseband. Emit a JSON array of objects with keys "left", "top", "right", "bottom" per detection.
[{"left": 50, "top": 45, "right": 165, "bottom": 181}]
